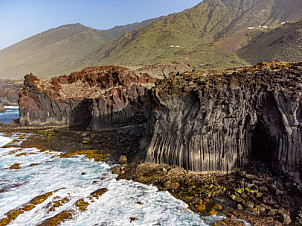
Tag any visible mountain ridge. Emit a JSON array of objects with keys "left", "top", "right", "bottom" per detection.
[
  {"left": 0, "top": 18, "right": 160, "bottom": 79},
  {"left": 1, "top": 0, "right": 302, "bottom": 79},
  {"left": 85, "top": 0, "right": 302, "bottom": 69}
]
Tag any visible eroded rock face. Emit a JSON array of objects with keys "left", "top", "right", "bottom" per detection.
[
  {"left": 0, "top": 79, "right": 23, "bottom": 106},
  {"left": 19, "top": 66, "right": 156, "bottom": 128},
  {"left": 144, "top": 62, "right": 302, "bottom": 174},
  {"left": 19, "top": 61, "right": 302, "bottom": 174}
]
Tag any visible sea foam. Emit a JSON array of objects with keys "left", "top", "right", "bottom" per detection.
[{"left": 0, "top": 133, "right": 222, "bottom": 226}]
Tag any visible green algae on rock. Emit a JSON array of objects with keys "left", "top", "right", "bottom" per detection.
[{"left": 0, "top": 189, "right": 64, "bottom": 226}]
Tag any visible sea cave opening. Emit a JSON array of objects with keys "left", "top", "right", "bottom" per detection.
[
  {"left": 71, "top": 99, "right": 93, "bottom": 130},
  {"left": 251, "top": 122, "right": 274, "bottom": 164}
]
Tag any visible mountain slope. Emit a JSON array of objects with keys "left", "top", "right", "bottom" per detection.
[
  {"left": 0, "top": 18, "right": 159, "bottom": 79},
  {"left": 1, "top": 0, "right": 301, "bottom": 79},
  {"left": 85, "top": 0, "right": 302, "bottom": 69},
  {"left": 101, "top": 17, "right": 162, "bottom": 42},
  {"left": 239, "top": 18, "right": 302, "bottom": 63},
  {"left": 0, "top": 24, "right": 105, "bottom": 79}
]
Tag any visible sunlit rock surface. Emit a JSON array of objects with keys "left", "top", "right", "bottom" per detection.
[
  {"left": 19, "top": 61, "right": 302, "bottom": 174},
  {"left": 19, "top": 66, "right": 157, "bottom": 129}
]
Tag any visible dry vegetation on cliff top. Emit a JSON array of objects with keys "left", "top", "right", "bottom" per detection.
[{"left": 156, "top": 61, "right": 302, "bottom": 93}]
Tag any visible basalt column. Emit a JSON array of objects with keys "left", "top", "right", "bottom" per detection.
[
  {"left": 145, "top": 87, "right": 257, "bottom": 172},
  {"left": 145, "top": 62, "right": 302, "bottom": 174}
]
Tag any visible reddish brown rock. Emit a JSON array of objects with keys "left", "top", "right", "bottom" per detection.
[
  {"left": 19, "top": 66, "right": 157, "bottom": 129},
  {"left": 18, "top": 61, "right": 302, "bottom": 177}
]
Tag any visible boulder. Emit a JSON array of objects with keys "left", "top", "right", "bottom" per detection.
[
  {"left": 111, "top": 166, "right": 122, "bottom": 175},
  {"left": 279, "top": 209, "right": 291, "bottom": 225},
  {"left": 163, "top": 181, "right": 180, "bottom": 190},
  {"left": 119, "top": 155, "right": 128, "bottom": 165}
]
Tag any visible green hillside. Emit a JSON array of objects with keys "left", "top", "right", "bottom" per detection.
[
  {"left": 0, "top": 18, "right": 159, "bottom": 79},
  {"left": 86, "top": 0, "right": 302, "bottom": 69},
  {"left": 1, "top": 0, "right": 301, "bottom": 79},
  {"left": 239, "top": 18, "right": 302, "bottom": 63}
]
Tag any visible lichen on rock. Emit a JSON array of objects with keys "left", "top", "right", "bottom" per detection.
[
  {"left": 144, "top": 61, "right": 302, "bottom": 174},
  {"left": 18, "top": 61, "right": 302, "bottom": 175}
]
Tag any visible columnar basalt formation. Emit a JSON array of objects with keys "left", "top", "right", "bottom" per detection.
[
  {"left": 19, "top": 62, "right": 302, "bottom": 174},
  {"left": 144, "top": 62, "right": 302, "bottom": 174},
  {"left": 19, "top": 66, "right": 157, "bottom": 129}
]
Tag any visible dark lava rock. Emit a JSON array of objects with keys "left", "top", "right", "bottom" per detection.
[
  {"left": 5, "top": 119, "right": 19, "bottom": 127},
  {"left": 144, "top": 61, "right": 302, "bottom": 173},
  {"left": 111, "top": 166, "right": 122, "bottom": 175},
  {"left": 18, "top": 61, "right": 302, "bottom": 175}
]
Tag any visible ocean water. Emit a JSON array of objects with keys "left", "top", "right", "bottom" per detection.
[
  {"left": 0, "top": 110, "right": 251, "bottom": 226},
  {"left": 0, "top": 106, "right": 19, "bottom": 124},
  {"left": 0, "top": 133, "right": 227, "bottom": 226}
]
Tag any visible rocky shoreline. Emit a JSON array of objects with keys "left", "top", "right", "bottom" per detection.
[
  {"left": 1, "top": 126, "right": 301, "bottom": 225},
  {"left": 116, "top": 161, "right": 302, "bottom": 225},
  {"left": 2, "top": 61, "right": 302, "bottom": 225},
  {"left": 17, "top": 61, "right": 302, "bottom": 175}
]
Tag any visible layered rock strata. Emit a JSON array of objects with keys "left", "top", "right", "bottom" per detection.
[
  {"left": 19, "top": 66, "right": 157, "bottom": 129},
  {"left": 144, "top": 61, "right": 302, "bottom": 174}
]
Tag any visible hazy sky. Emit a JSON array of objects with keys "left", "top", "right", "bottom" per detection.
[{"left": 0, "top": 0, "right": 201, "bottom": 50}]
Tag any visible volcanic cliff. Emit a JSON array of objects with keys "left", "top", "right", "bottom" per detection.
[
  {"left": 19, "top": 66, "right": 157, "bottom": 129},
  {"left": 19, "top": 61, "right": 302, "bottom": 175},
  {"left": 144, "top": 61, "right": 302, "bottom": 175}
]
